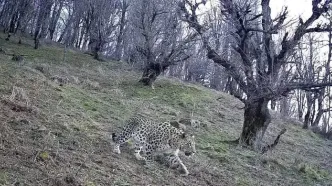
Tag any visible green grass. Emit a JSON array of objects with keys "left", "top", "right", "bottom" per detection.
[
  {"left": 298, "top": 163, "right": 331, "bottom": 182},
  {"left": 0, "top": 171, "right": 8, "bottom": 185},
  {"left": 1, "top": 32, "right": 332, "bottom": 186},
  {"left": 120, "top": 79, "right": 215, "bottom": 116}
]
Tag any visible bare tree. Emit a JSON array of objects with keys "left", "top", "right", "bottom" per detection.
[
  {"left": 88, "top": 0, "right": 120, "bottom": 60},
  {"left": 48, "top": 0, "right": 64, "bottom": 40},
  {"left": 180, "top": 0, "right": 332, "bottom": 151},
  {"left": 289, "top": 31, "right": 332, "bottom": 130},
  {"left": 0, "top": 0, "right": 33, "bottom": 43},
  {"left": 0, "top": 0, "right": 19, "bottom": 33},
  {"left": 113, "top": 0, "right": 129, "bottom": 60},
  {"left": 34, "top": 0, "right": 53, "bottom": 49},
  {"left": 126, "top": 0, "right": 197, "bottom": 88},
  {"left": 16, "top": 0, "right": 34, "bottom": 44},
  {"left": 304, "top": 29, "right": 332, "bottom": 129}
]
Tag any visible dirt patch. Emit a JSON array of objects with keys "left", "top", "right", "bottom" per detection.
[{"left": 1, "top": 98, "right": 37, "bottom": 113}]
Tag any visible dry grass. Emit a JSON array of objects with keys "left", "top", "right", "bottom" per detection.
[{"left": 0, "top": 33, "right": 332, "bottom": 186}]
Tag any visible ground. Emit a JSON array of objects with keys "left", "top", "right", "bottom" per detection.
[{"left": 0, "top": 33, "right": 332, "bottom": 186}]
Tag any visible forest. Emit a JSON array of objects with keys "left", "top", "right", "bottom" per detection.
[{"left": 0, "top": 0, "right": 332, "bottom": 185}]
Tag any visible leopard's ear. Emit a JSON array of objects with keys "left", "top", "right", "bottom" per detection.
[{"left": 181, "top": 133, "right": 186, "bottom": 139}]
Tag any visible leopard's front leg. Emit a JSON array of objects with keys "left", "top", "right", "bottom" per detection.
[
  {"left": 113, "top": 144, "right": 121, "bottom": 154},
  {"left": 144, "top": 151, "right": 154, "bottom": 166},
  {"left": 173, "top": 149, "right": 189, "bottom": 176},
  {"left": 134, "top": 142, "right": 144, "bottom": 160},
  {"left": 142, "top": 144, "right": 155, "bottom": 168},
  {"left": 176, "top": 156, "right": 189, "bottom": 176}
]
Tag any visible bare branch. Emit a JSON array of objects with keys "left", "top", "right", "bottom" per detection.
[
  {"left": 281, "top": 82, "right": 332, "bottom": 95},
  {"left": 261, "top": 128, "right": 287, "bottom": 154},
  {"left": 271, "top": 7, "right": 288, "bottom": 31},
  {"left": 179, "top": 0, "right": 249, "bottom": 92},
  {"left": 246, "top": 28, "right": 278, "bottom": 34},
  {"left": 276, "top": 0, "right": 331, "bottom": 63},
  {"left": 305, "top": 26, "right": 332, "bottom": 33},
  {"left": 247, "top": 13, "right": 262, "bottom": 22}
]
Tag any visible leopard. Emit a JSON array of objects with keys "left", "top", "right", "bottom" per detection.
[
  {"left": 111, "top": 116, "right": 196, "bottom": 175},
  {"left": 155, "top": 152, "right": 187, "bottom": 173}
]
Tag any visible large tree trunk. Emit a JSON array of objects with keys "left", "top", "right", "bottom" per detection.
[
  {"left": 113, "top": 0, "right": 128, "bottom": 60},
  {"left": 240, "top": 98, "right": 271, "bottom": 150},
  {"left": 34, "top": 0, "right": 53, "bottom": 49},
  {"left": 270, "top": 99, "right": 276, "bottom": 111},
  {"left": 312, "top": 110, "right": 324, "bottom": 127},
  {"left": 57, "top": 16, "right": 73, "bottom": 43},
  {"left": 16, "top": 0, "right": 30, "bottom": 44},
  {"left": 139, "top": 63, "right": 168, "bottom": 89},
  {"left": 303, "top": 93, "right": 313, "bottom": 129},
  {"left": 280, "top": 97, "right": 289, "bottom": 119},
  {"left": 8, "top": 12, "right": 18, "bottom": 33},
  {"left": 92, "top": 34, "right": 103, "bottom": 61},
  {"left": 312, "top": 90, "right": 326, "bottom": 127},
  {"left": 296, "top": 90, "right": 305, "bottom": 122},
  {"left": 77, "top": 27, "right": 85, "bottom": 48},
  {"left": 49, "top": 0, "right": 63, "bottom": 40},
  {"left": 70, "top": 21, "right": 80, "bottom": 47}
]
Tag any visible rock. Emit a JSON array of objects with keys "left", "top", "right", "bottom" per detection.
[
  {"left": 168, "top": 111, "right": 178, "bottom": 116},
  {"left": 51, "top": 75, "right": 69, "bottom": 86},
  {"left": 35, "top": 65, "right": 50, "bottom": 75},
  {"left": 19, "top": 119, "right": 30, "bottom": 125},
  {"left": 12, "top": 54, "right": 24, "bottom": 62},
  {"left": 38, "top": 125, "right": 47, "bottom": 131},
  {"left": 82, "top": 79, "right": 100, "bottom": 89},
  {"left": 309, "top": 125, "right": 321, "bottom": 134},
  {"left": 0, "top": 47, "right": 6, "bottom": 54}
]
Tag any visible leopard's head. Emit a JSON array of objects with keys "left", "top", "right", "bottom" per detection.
[{"left": 178, "top": 133, "right": 196, "bottom": 156}]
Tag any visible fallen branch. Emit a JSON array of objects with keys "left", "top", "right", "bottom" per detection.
[
  {"left": 1, "top": 98, "right": 36, "bottom": 113},
  {"left": 220, "top": 138, "right": 239, "bottom": 145},
  {"left": 261, "top": 128, "right": 287, "bottom": 154}
]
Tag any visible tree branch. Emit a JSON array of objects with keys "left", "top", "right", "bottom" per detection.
[
  {"left": 246, "top": 28, "right": 278, "bottom": 34},
  {"left": 276, "top": 0, "right": 331, "bottom": 63},
  {"left": 305, "top": 26, "right": 332, "bottom": 33},
  {"left": 280, "top": 82, "right": 332, "bottom": 95},
  {"left": 179, "top": 0, "right": 249, "bottom": 93},
  {"left": 261, "top": 128, "right": 287, "bottom": 154}
]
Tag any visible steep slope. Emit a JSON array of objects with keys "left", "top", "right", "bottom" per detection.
[{"left": 0, "top": 34, "right": 332, "bottom": 186}]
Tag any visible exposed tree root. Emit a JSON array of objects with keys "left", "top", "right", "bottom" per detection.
[
  {"left": 221, "top": 138, "right": 239, "bottom": 145},
  {"left": 261, "top": 128, "right": 287, "bottom": 154}
]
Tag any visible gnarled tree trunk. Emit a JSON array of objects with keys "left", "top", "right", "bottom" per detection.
[
  {"left": 240, "top": 98, "right": 271, "bottom": 150},
  {"left": 92, "top": 35, "right": 103, "bottom": 61},
  {"left": 34, "top": 0, "right": 53, "bottom": 49},
  {"left": 139, "top": 63, "right": 168, "bottom": 88},
  {"left": 303, "top": 92, "right": 314, "bottom": 129},
  {"left": 180, "top": 0, "right": 330, "bottom": 152}
]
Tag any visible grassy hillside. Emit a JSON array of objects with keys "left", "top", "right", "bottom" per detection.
[{"left": 1, "top": 34, "right": 332, "bottom": 186}]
